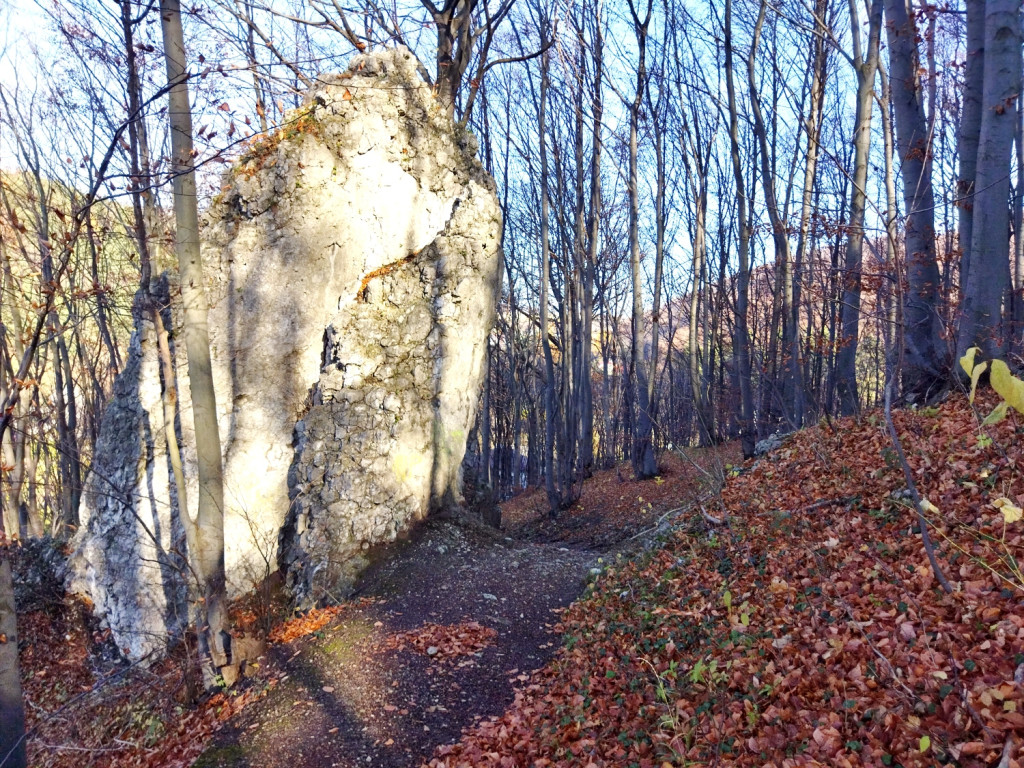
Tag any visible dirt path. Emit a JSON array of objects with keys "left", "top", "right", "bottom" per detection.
[{"left": 195, "top": 518, "right": 596, "bottom": 768}]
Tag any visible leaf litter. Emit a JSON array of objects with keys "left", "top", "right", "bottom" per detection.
[
  {"left": 22, "top": 396, "right": 1024, "bottom": 768},
  {"left": 430, "top": 393, "right": 1024, "bottom": 767}
]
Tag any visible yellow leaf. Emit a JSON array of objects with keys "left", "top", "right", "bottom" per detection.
[
  {"left": 969, "top": 360, "right": 988, "bottom": 404},
  {"left": 920, "top": 498, "right": 940, "bottom": 515},
  {"left": 920, "top": 735, "right": 931, "bottom": 752},
  {"left": 993, "top": 497, "right": 1023, "bottom": 524},
  {"left": 982, "top": 401, "right": 1009, "bottom": 426},
  {"left": 960, "top": 347, "right": 979, "bottom": 377},
  {"left": 990, "top": 359, "right": 1024, "bottom": 413}
]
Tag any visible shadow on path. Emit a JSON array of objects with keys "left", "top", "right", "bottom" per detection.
[{"left": 196, "top": 518, "right": 595, "bottom": 768}]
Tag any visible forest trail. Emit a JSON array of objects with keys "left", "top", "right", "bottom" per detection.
[
  {"left": 15, "top": 447, "right": 732, "bottom": 768},
  {"left": 195, "top": 519, "right": 595, "bottom": 768},
  {"left": 194, "top": 450, "right": 734, "bottom": 768}
]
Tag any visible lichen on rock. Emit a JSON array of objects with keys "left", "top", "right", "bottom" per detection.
[{"left": 69, "top": 46, "right": 503, "bottom": 658}]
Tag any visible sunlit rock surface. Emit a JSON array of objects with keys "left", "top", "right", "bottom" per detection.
[{"left": 70, "top": 47, "right": 502, "bottom": 658}]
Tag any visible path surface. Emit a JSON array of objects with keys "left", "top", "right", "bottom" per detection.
[{"left": 196, "top": 518, "right": 596, "bottom": 768}]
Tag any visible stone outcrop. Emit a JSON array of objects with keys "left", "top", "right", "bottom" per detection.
[
  {"left": 69, "top": 46, "right": 503, "bottom": 659},
  {"left": 69, "top": 282, "right": 192, "bottom": 660}
]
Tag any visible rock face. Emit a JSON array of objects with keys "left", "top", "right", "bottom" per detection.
[
  {"left": 70, "top": 47, "right": 503, "bottom": 659},
  {"left": 70, "top": 283, "right": 192, "bottom": 660}
]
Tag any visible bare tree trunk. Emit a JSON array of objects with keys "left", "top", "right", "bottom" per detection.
[
  {"left": 54, "top": 335, "right": 81, "bottom": 530},
  {"left": 537, "top": 43, "right": 560, "bottom": 514},
  {"left": 957, "top": 0, "right": 1022, "bottom": 360},
  {"left": 957, "top": 0, "right": 985, "bottom": 288},
  {"left": 627, "top": 0, "right": 657, "bottom": 478},
  {"left": 0, "top": 228, "right": 30, "bottom": 538},
  {"left": 836, "top": 0, "right": 883, "bottom": 415},
  {"left": 724, "top": 0, "right": 756, "bottom": 458},
  {"left": 0, "top": 549, "right": 26, "bottom": 768},
  {"left": 791, "top": 0, "right": 830, "bottom": 428},
  {"left": 159, "top": 0, "right": 230, "bottom": 674},
  {"left": 884, "top": 0, "right": 944, "bottom": 399},
  {"left": 644, "top": 70, "right": 667, "bottom": 468},
  {"left": 480, "top": 343, "right": 493, "bottom": 494},
  {"left": 682, "top": 119, "right": 712, "bottom": 443},
  {"left": 238, "top": 0, "right": 269, "bottom": 132},
  {"left": 581, "top": 0, "right": 602, "bottom": 477},
  {"left": 879, "top": 63, "right": 901, "bottom": 355},
  {"left": 747, "top": 0, "right": 799, "bottom": 427}
]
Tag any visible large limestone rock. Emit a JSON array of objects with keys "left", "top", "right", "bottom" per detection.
[
  {"left": 69, "top": 282, "right": 192, "bottom": 660},
  {"left": 70, "top": 46, "right": 502, "bottom": 659}
]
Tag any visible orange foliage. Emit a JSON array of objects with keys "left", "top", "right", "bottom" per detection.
[
  {"left": 381, "top": 621, "right": 498, "bottom": 660},
  {"left": 430, "top": 393, "right": 1024, "bottom": 767}
]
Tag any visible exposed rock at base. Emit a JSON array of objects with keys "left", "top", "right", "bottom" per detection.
[
  {"left": 754, "top": 433, "right": 785, "bottom": 456},
  {"left": 69, "top": 46, "right": 502, "bottom": 658},
  {"left": 69, "top": 283, "right": 191, "bottom": 661},
  {"left": 280, "top": 179, "right": 499, "bottom": 602}
]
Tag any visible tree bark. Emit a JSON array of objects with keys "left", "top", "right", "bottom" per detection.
[
  {"left": 957, "top": 0, "right": 985, "bottom": 288},
  {"left": 790, "top": 0, "right": 830, "bottom": 428},
  {"left": 159, "top": 0, "right": 230, "bottom": 674},
  {"left": 627, "top": 0, "right": 657, "bottom": 478},
  {"left": 836, "top": 0, "right": 883, "bottom": 415},
  {"left": 724, "top": 0, "right": 756, "bottom": 458},
  {"left": 957, "top": 0, "right": 1022, "bottom": 360},
  {"left": 537, "top": 43, "right": 560, "bottom": 514},
  {"left": 884, "top": 0, "right": 944, "bottom": 399},
  {"left": 0, "top": 547, "right": 26, "bottom": 768}
]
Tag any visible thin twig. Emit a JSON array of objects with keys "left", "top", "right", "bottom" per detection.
[
  {"left": 883, "top": 367, "right": 953, "bottom": 593},
  {"left": 700, "top": 508, "right": 725, "bottom": 526}
]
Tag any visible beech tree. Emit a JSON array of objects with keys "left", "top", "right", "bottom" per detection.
[
  {"left": 957, "top": 0, "right": 1023, "bottom": 360},
  {"left": 158, "top": 0, "right": 231, "bottom": 680},
  {"left": 835, "top": 0, "right": 883, "bottom": 415},
  {"left": 883, "top": 0, "right": 944, "bottom": 400}
]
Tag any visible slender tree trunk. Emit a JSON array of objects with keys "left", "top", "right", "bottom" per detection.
[
  {"left": 54, "top": 337, "right": 81, "bottom": 529},
  {"left": 581, "top": 2, "right": 602, "bottom": 477},
  {"left": 724, "top": 0, "right": 756, "bottom": 458},
  {"left": 884, "top": 0, "right": 944, "bottom": 399},
  {"left": 626, "top": 0, "right": 657, "bottom": 478},
  {"left": 538, "top": 45, "right": 560, "bottom": 514},
  {"left": 480, "top": 344, "right": 492, "bottom": 494},
  {"left": 836, "top": 0, "right": 883, "bottom": 415},
  {"left": 957, "top": 0, "right": 985, "bottom": 288},
  {"left": 791, "top": 0, "right": 829, "bottom": 428},
  {"left": 747, "top": 0, "right": 797, "bottom": 427},
  {"left": 880, "top": 64, "right": 901, "bottom": 356},
  {"left": 687, "top": 173, "right": 711, "bottom": 443},
  {"left": 0, "top": 238, "right": 29, "bottom": 538},
  {"left": 957, "top": 0, "right": 1022, "bottom": 360},
  {"left": 86, "top": 214, "right": 121, "bottom": 373},
  {"left": 159, "top": 0, "right": 230, "bottom": 674},
  {"left": 644, "top": 81, "right": 667, "bottom": 469},
  {"left": 0, "top": 550, "right": 26, "bottom": 768}
]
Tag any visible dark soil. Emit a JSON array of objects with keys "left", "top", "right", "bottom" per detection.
[{"left": 195, "top": 517, "right": 596, "bottom": 768}]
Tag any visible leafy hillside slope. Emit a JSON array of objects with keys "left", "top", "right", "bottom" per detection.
[{"left": 431, "top": 394, "right": 1024, "bottom": 767}]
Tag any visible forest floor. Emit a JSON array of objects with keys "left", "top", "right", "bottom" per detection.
[
  {"left": 19, "top": 448, "right": 734, "bottom": 768},
  {"left": 25, "top": 387, "right": 1024, "bottom": 768}
]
